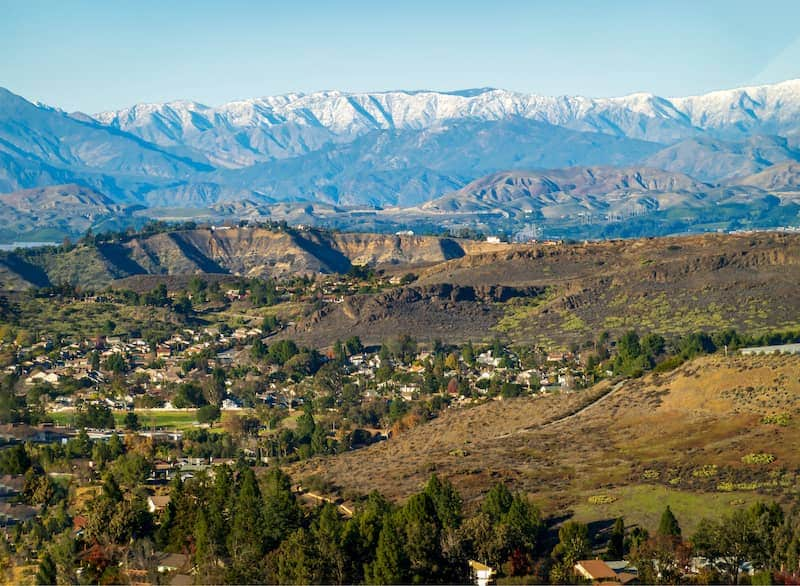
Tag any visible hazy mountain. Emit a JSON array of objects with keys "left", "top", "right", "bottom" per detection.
[
  {"left": 736, "top": 161, "right": 800, "bottom": 191},
  {"left": 212, "top": 118, "right": 662, "bottom": 207},
  {"left": 0, "top": 183, "right": 126, "bottom": 241},
  {"left": 0, "top": 87, "right": 212, "bottom": 201},
  {"left": 644, "top": 135, "right": 800, "bottom": 182},
  {"left": 2, "top": 80, "right": 800, "bottom": 236},
  {"left": 421, "top": 167, "right": 713, "bottom": 217}
]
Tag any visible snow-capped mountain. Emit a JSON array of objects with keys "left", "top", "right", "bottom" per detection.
[
  {"left": 2, "top": 79, "right": 800, "bottom": 217},
  {"left": 94, "top": 80, "right": 800, "bottom": 168}
]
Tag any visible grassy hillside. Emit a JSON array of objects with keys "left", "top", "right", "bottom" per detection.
[{"left": 290, "top": 353, "right": 800, "bottom": 532}]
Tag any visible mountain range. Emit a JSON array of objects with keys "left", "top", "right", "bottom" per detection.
[{"left": 2, "top": 80, "right": 800, "bottom": 240}]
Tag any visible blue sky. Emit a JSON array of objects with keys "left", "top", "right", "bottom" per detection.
[{"left": 2, "top": 0, "right": 800, "bottom": 112}]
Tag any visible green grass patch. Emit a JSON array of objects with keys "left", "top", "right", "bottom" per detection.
[
  {"left": 50, "top": 409, "right": 200, "bottom": 430},
  {"left": 570, "top": 484, "right": 761, "bottom": 535}
]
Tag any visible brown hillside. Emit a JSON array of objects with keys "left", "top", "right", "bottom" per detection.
[
  {"left": 287, "top": 232, "right": 800, "bottom": 346},
  {"left": 290, "top": 353, "right": 800, "bottom": 528}
]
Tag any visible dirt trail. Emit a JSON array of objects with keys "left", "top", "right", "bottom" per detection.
[{"left": 492, "top": 380, "right": 626, "bottom": 440}]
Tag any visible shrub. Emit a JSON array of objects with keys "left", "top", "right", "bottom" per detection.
[
  {"left": 588, "top": 494, "right": 617, "bottom": 505},
  {"left": 692, "top": 464, "right": 718, "bottom": 478},
  {"left": 741, "top": 453, "right": 775, "bottom": 465},
  {"left": 762, "top": 413, "right": 790, "bottom": 426}
]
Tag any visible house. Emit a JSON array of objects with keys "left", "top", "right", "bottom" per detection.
[
  {"left": 26, "top": 371, "right": 59, "bottom": 385},
  {"left": 575, "top": 559, "right": 637, "bottom": 584},
  {"left": 485, "top": 236, "right": 502, "bottom": 244},
  {"left": 147, "top": 495, "right": 171, "bottom": 514},
  {"left": 156, "top": 552, "right": 191, "bottom": 574},
  {"left": 468, "top": 560, "right": 495, "bottom": 586}
]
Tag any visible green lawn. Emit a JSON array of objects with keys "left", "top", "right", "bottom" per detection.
[
  {"left": 570, "top": 483, "right": 763, "bottom": 535},
  {"left": 49, "top": 409, "right": 200, "bottom": 431}
]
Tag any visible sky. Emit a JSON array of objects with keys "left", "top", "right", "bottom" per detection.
[{"left": 2, "top": 0, "right": 800, "bottom": 113}]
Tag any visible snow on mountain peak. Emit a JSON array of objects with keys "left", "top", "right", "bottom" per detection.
[{"left": 87, "top": 79, "right": 800, "bottom": 167}]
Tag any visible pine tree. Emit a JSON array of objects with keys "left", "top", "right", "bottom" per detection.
[
  {"left": 398, "top": 493, "right": 443, "bottom": 583},
  {"left": 207, "top": 464, "right": 232, "bottom": 558},
  {"left": 504, "top": 493, "right": 544, "bottom": 552},
  {"left": 35, "top": 551, "right": 56, "bottom": 585},
  {"left": 193, "top": 508, "right": 215, "bottom": 583},
  {"left": 262, "top": 467, "right": 302, "bottom": 549},
  {"left": 228, "top": 468, "right": 266, "bottom": 582},
  {"left": 311, "top": 503, "right": 348, "bottom": 584},
  {"left": 607, "top": 517, "right": 625, "bottom": 559},
  {"left": 658, "top": 505, "right": 681, "bottom": 538},
  {"left": 365, "top": 516, "right": 409, "bottom": 585},
  {"left": 481, "top": 482, "right": 513, "bottom": 523},
  {"left": 423, "top": 473, "right": 463, "bottom": 529}
]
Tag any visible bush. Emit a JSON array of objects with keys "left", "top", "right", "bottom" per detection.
[
  {"left": 741, "top": 453, "right": 775, "bottom": 465},
  {"left": 588, "top": 494, "right": 617, "bottom": 505},
  {"left": 762, "top": 413, "right": 790, "bottom": 426}
]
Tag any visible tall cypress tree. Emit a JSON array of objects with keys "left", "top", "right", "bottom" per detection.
[
  {"left": 193, "top": 508, "right": 216, "bottom": 583},
  {"left": 228, "top": 468, "right": 266, "bottom": 582},
  {"left": 207, "top": 464, "right": 232, "bottom": 557},
  {"left": 398, "top": 493, "right": 443, "bottom": 583}
]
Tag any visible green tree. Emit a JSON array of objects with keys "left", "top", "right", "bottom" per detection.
[
  {"left": 551, "top": 521, "right": 590, "bottom": 582},
  {"left": 271, "top": 528, "right": 319, "bottom": 584},
  {"left": 228, "top": 468, "right": 266, "bottom": 582},
  {"left": 397, "top": 493, "right": 443, "bottom": 582},
  {"left": 423, "top": 474, "right": 463, "bottom": 529},
  {"left": 658, "top": 505, "right": 682, "bottom": 539},
  {"left": 365, "top": 515, "right": 410, "bottom": 585},
  {"left": 36, "top": 551, "right": 57, "bottom": 585},
  {"left": 193, "top": 508, "right": 218, "bottom": 583},
  {"left": 481, "top": 482, "right": 513, "bottom": 523},
  {"left": 197, "top": 404, "right": 221, "bottom": 426},
  {"left": 607, "top": 517, "right": 625, "bottom": 559},
  {"left": 262, "top": 467, "right": 302, "bottom": 549},
  {"left": 123, "top": 411, "right": 140, "bottom": 431}
]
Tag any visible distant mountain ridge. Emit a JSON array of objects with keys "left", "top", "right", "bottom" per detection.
[
  {"left": 3, "top": 80, "right": 800, "bottom": 239},
  {"left": 94, "top": 79, "right": 800, "bottom": 168}
]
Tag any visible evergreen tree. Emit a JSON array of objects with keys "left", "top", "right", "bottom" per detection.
[
  {"left": 262, "top": 467, "right": 302, "bottom": 549},
  {"left": 504, "top": 493, "right": 544, "bottom": 553},
  {"left": 228, "top": 468, "right": 266, "bottom": 581},
  {"left": 658, "top": 505, "right": 682, "bottom": 538},
  {"left": 397, "top": 493, "right": 443, "bottom": 583},
  {"left": 423, "top": 473, "right": 463, "bottom": 529},
  {"left": 365, "top": 516, "right": 409, "bottom": 585},
  {"left": 35, "top": 551, "right": 56, "bottom": 585},
  {"left": 607, "top": 517, "right": 625, "bottom": 559},
  {"left": 353, "top": 491, "right": 393, "bottom": 565},
  {"left": 481, "top": 482, "right": 513, "bottom": 523},
  {"left": 207, "top": 465, "right": 233, "bottom": 558},
  {"left": 193, "top": 508, "right": 217, "bottom": 583},
  {"left": 271, "top": 528, "right": 319, "bottom": 584},
  {"left": 311, "top": 503, "right": 349, "bottom": 584},
  {"left": 553, "top": 521, "right": 591, "bottom": 571}
]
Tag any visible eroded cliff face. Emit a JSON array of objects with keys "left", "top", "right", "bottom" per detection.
[{"left": 120, "top": 228, "right": 482, "bottom": 279}]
